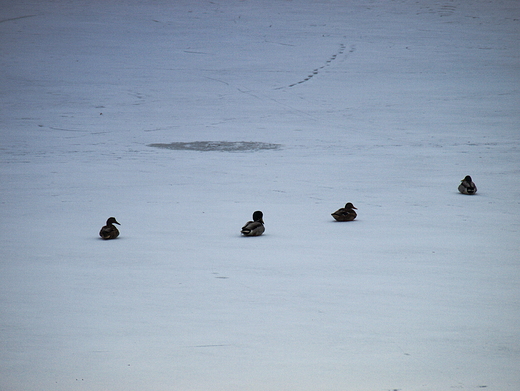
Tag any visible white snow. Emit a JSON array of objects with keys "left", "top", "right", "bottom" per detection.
[{"left": 1, "top": 0, "right": 519, "bottom": 390}]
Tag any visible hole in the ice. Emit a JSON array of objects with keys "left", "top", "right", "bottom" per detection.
[{"left": 148, "top": 141, "right": 282, "bottom": 152}]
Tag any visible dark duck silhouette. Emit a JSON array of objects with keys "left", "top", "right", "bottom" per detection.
[
  {"left": 331, "top": 202, "right": 358, "bottom": 221},
  {"left": 241, "top": 211, "right": 265, "bottom": 236},
  {"left": 458, "top": 175, "right": 477, "bottom": 195},
  {"left": 99, "top": 217, "right": 120, "bottom": 239}
]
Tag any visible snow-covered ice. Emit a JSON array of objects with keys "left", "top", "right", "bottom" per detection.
[{"left": 1, "top": 1, "right": 519, "bottom": 390}]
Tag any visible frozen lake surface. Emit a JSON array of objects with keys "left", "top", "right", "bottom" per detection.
[{"left": 1, "top": 1, "right": 519, "bottom": 390}]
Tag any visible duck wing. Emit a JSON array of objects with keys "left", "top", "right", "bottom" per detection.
[
  {"left": 331, "top": 208, "right": 357, "bottom": 221},
  {"left": 241, "top": 221, "right": 265, "bottom": 236},
  {"left": 100, "top": 225, "right": 119, "bottom": 239},
  {"left": 458, "top": 181, "right": 477, "bottom": 195}
]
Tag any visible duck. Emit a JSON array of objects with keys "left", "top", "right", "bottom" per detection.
[
  {"left": 241, "top": 211, "right": 265, "bottom": 236},
  {"left": 331, "top": 202, "right": 357, "bottom": 221},
  {"left": 458, "top": 175, "right": 477, "bottom": 195},
  {"left": 99, "top": 217, "right": 120, "bottom": 239}
]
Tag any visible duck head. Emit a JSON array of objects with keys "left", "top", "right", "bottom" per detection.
[
  {"left": 344, "top": 203, "right": 357, "bottom": 210},
  {"left": 252, "top": 211, "right": 264, "bottom": 224},
  {"left": 106, "top": 217, "right": 120, "bottom": 226}
]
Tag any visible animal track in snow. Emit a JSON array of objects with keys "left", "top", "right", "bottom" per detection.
[
  {"left": 417, "top": 2, "right": 457, "bottom": 17},
  {"left": 148, "top": 141, "right": 282, "bottom": 152},
  {"left": 287, "top": 43, "right": 354, "bottom": 88}
]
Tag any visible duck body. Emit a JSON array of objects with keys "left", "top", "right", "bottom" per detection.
[
  {"left": 99, "top": 217, "right": 120, "bottom": 239},
  {"left": 241, "top": 211, "right": 265, "bottom": 236},
  {"left": 458, "top": 175, "right": 477, "bottom": 195},
  {"left": 331, "top": 202, "right": 357, "bottom": 221}
]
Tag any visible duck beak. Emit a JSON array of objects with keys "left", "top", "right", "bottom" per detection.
[
  {"left": 114, "top": 221, "right": 121, "bottom": 225},
  {"left": 352, "top": 207, "right": 357, "bottom": 210}
]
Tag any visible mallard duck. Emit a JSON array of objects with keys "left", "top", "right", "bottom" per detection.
[
  {"left": 241, "top": 211, "right": 265, "bottom": 236},
  {"left": 331, "top": 202, "right": 357, "bottom": 221},
  {"left": 458, "top": 175, "right": 477, "bottom": 195},
  {"left": 99, "top": 217, "right": 120, "bottom": 239}
]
